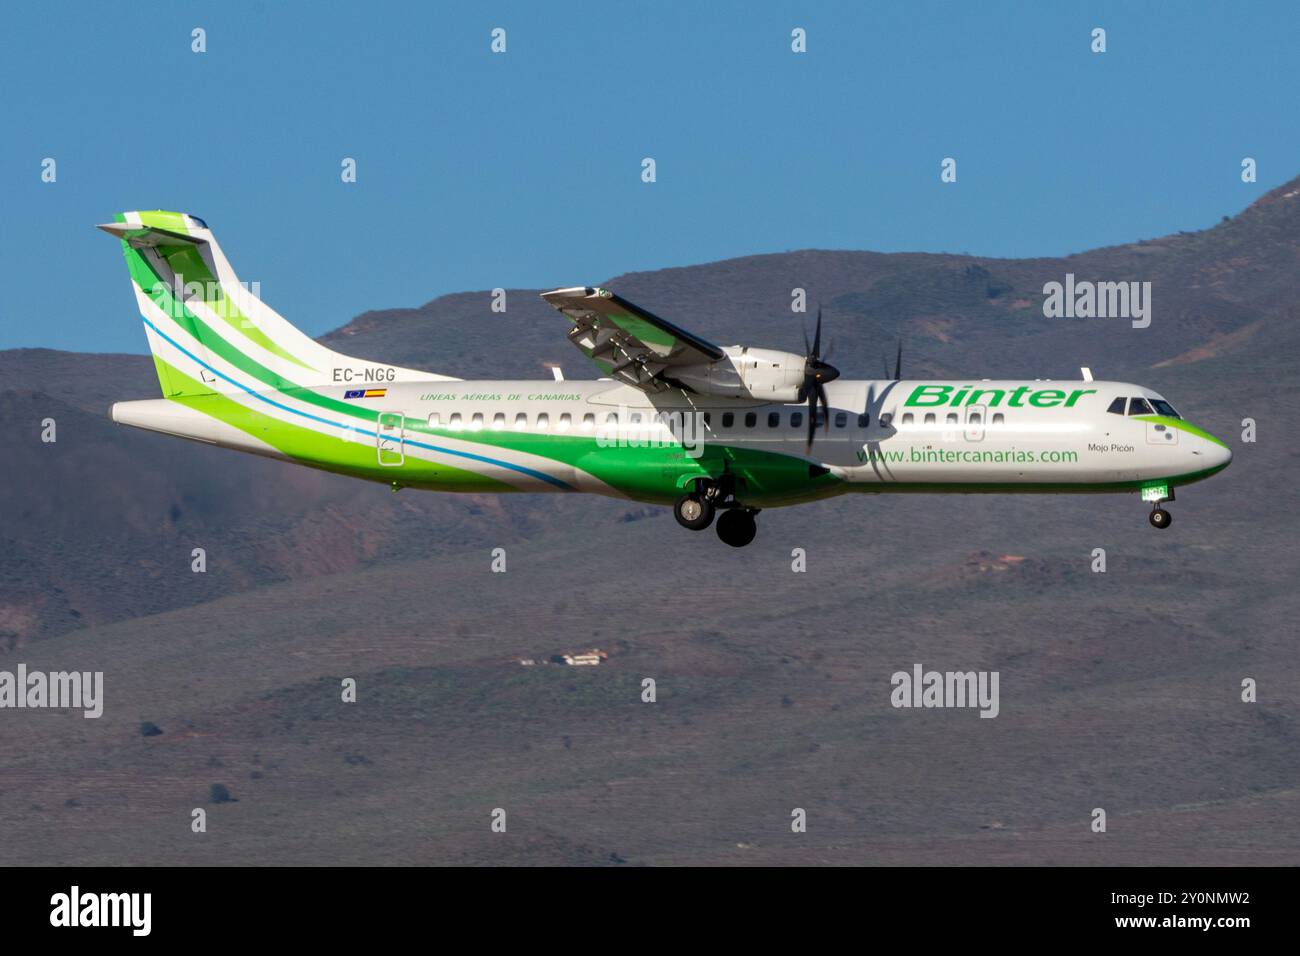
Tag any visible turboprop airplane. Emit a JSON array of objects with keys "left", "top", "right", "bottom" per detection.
[{"left": 100, "top": 211, "right": 1232, "bottom": 548}]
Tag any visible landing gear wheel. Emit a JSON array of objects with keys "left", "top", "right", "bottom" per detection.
[
  {"left": 1149, "top": 507, "right": 1172, "bottom": 529},
  {"left": 674, "top": 493, "right": 715, "bottom": 530},
  {"left": 716, "top": 509, "right": 757, "bottom": 548}
]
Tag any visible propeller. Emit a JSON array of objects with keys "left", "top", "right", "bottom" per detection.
[
  {"left": 882, "top": 340, "right": 903, "bottom": 380},
  {"left": 801, "top": 307, "right": 841, "bottom": 452}
]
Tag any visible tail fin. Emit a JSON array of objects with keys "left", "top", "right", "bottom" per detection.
[{"left": 98, "top": 211, "right": 456, "bottom": 399}]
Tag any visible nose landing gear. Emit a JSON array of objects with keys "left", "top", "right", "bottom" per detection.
[{"left": 1142, "top": 483, "right": 1174, "bottom": 530}]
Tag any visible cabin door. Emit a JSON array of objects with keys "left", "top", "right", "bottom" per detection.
[{"left": 377, "top": 411, "right": 405, "bottom": 466}]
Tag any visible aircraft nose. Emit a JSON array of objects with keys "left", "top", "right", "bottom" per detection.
[
  {"left": 1194, "top": 430, "right": 1232, "bottom": 471},
  {"left": 1211, "top": 437, "right": 1233, "bottom": 470}
]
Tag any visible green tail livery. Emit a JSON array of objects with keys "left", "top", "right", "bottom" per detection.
[{"left": 102, "top": 211, "right": 1232, "bottom": 546}]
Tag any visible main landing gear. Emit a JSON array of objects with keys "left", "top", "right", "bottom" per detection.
[
  {"left": 673, "top": 477, "right": 760, "bottom": 547},
  {"left": 673, "top": 493, "right": 715, "bottom": 531},
  {"left": 715, "top": 508, "right": 757, "bottom": 548}
]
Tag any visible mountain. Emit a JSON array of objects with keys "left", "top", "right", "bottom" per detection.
[{"left": 1, "top": 177, "right": 1297, "bottom": 865}]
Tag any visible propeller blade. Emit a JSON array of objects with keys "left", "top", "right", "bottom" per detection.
[
  {"left": 893, "top": 340, "right": 902, "bottom": 380},
  {"left": 805, "top": 391, "right": 817, "bottom": 452},
  {"left": 801, "top": 306, "right": 838, "bottom": 453}
]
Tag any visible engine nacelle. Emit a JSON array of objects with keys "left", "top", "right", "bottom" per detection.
[{"left": 670, "top": 346, "right": 807, "bottom": 402}]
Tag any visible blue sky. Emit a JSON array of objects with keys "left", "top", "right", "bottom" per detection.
[{"left": 2, "top": 1, "right": 1296, "bottom": 353}]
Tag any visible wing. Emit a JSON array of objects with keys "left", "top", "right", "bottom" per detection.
[{"left": 540, "top": 287, "right": 723, "bottom": 391}]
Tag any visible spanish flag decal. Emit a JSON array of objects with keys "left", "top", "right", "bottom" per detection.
[{"left": 344, "top": 388, "right": 388, "bottom": 399}]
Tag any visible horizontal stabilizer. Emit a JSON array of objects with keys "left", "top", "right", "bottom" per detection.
[{"left": 96, "top": 222, "right": 206, "bottom": 249}]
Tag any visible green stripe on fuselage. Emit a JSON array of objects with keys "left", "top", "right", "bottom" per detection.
[
  {"left": 1133, "top": 416, "right": 1230, "bottom": 449},
  {"left": 158, "top": 360, "right": 511, "bottom": 491},
  {"left": 402, "top": 422, "right": 844, "bottom": 505}
]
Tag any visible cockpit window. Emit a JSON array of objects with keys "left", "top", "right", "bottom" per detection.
[
  {"left": 1106, "top": 397, "right": 1126, "bottom": 415},
  {"left": 1150, "top": 399, "right": 1180, "bottom": 418},
  {"left": 1127, "top": 397, "right": 1154, "bottom": 416}
]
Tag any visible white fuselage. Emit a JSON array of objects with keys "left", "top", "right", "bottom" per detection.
[{"left": 112, "top": 376, "right": 1230, "bottom": 500}]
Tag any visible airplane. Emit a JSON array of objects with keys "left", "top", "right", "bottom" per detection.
[{"left": 99, "top": 211, "right": 1233, "bottom": 548}]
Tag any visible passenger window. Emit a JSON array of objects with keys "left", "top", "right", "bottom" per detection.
[
  {"left": 703, "top": 412, "right": 711, "bottom": 427},
  {"left": 515, "top": 412, "right": 528, "bottom": 428},
  {"left": 946, "top": 413, "right": 958, "bottom": 424},
  {"left": 492, "top": 412, "right": 506, "bottom": 430},
  {"left": 449, "top": 412, "right": 462, "bottom": 429},
  {"left": 1128, "top": 397, "right": 1154, "bottom": 416},
  {"left": 536, "top": 413, "right": 549, "bottom": 428},
  {"left": 768, "top": 411, "right": 780, "bottom": 427},
  {"left": 605, "top": 412, "right": 618, "bottom": 425},
  {"left": 857, "top": 413, "right": 869, "bottom": 427},
  {"left": 630, "top": 412, "right": 642, "bottom": 424},
  {"left": 470, "top": 412, "right": 484, "bottom": 430},
  {"left": 744, "top": 412, "right": 757, "bottom": 427},
  {"left": 428, "top": 413, "right": 440, "bottom": 426},
  {"left": 992, "top": 413, "right": 1004, "bottom": 425},
  {"left": 791, "top": 411, "right": 803, "bottom": 428},
  {"left": 901, "top": 413, "right": 913, "bottom": 425},
  {"left": 722, "top": 412, "right": 735, "bottom": 428},
  {"left": 582, "top": 413, "right": 595, "bottom": 431},
  {"left": 834, "top": 412, "right": 847, "bottom": 427},
  {"left": 557, "top": 413, "right": 571, "bottom": 431},
  {"left": 879, "top": 413, "right": 892, "bottom": 426},
  {"left": 1106, "top": 397, "right": 1126, "bottom": 415},
  {"left": 968, "top": 413, "right": 982, "bottom": 425},
  {"left": 924, "top": 413, "right": 936, "bottom": 424}
]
